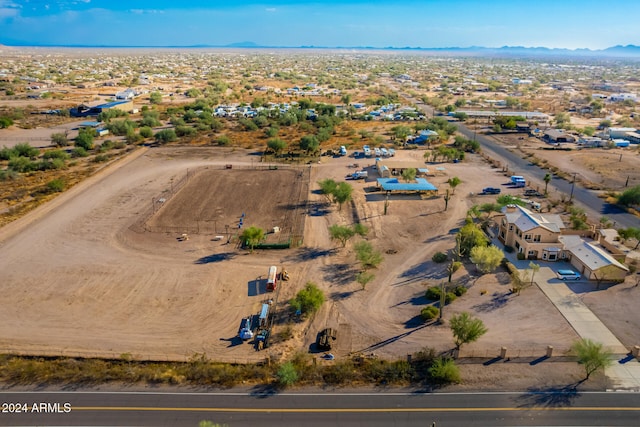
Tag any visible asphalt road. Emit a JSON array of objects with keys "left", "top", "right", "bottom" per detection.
[
  {"left": 1, "top": 390, "right": 639, "bottom": 426},
  {"left": 454, "top": 123, "right": 640, "bottom": 229}
]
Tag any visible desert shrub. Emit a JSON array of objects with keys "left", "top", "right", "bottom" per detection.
[
  {"left": 113, "top": 140, "right": 126, "bottom": 149},
  {"left": 322, "top": 360, "right": 356, "bottom": 385},
  {"left": 428, "top": 357, "right": 461, "bottom": 383},
  {"left": 516, "top": 252, "right": 526, "bottom": 260},
  {"left": 453, "top": 286, "right": 467, "bottom": 297},
  {"left": 43, "top": 150, "right": 70, "bottom": 160},
  {"left": 420, "top": 305, "right": 439, "bottom": 321},
  {"left": 432, "top": 251, "right": 448, "bottom": 263},
  {"left": 217, "top": 135, "right": 231, "bottom": 146},
  {"left": 445, "top": 292, "right": 457, "bottom": 304},
  {"left": 175, "top": 125, "right": 197, "bottom": 137},
  {"left": 276, "top": 362, "right": 298, "bottom": 387},
  {"left": 425, "top": 286, "right": 441, "bottom": 300},
  {"left": 38, "top": 158, "right": 66, "bottom": 170},
  {"left": 155, "top": 129, "right": 177, "bottom": 144},
  {"left": 71, "top": 147, "right": 89, "bottom": 158},
  {"left": 93, "top": 154, "right": 109, "bottom": 163},
  {"left": 0, "top": 169, "right": 19, "bottom": 181},
  {"left": 99, "top": 140, "right": 115, "bottom": 152},
  {"left": 0, "top": 146, "right": 16, "bottom": 160},
  {"left": 46, "top": 178, "right": 66, "bottom": 193},
  {"left": 8, "top": 156, "right": 38, "bottom": 172},
  {"left": 139, "top": 126, "right": 153, "bottom": 138},
  {"left": 13, "top": 143, "right": 39, "bottom": 158}
]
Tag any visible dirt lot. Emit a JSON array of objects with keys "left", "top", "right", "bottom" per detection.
[
  {"left": 492, "top": 133, "right": 640, "bottom": 192},
  {"left": 146, "top": 167, "right": 307, "bottom": 243},
  {"left": 0, "top": 144, "right": 633, "bottom": 389}
]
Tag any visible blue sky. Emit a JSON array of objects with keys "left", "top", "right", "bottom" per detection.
[{"left": 0, "top": 0, "right": 638, "bottom": 49}]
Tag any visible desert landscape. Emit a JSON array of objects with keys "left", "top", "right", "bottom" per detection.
[
  {"left": 0, "top": 145, "right": 594, "bottom": 363},
  {"left": 1, "top": 48, "right": 640, "bottom": 393}
]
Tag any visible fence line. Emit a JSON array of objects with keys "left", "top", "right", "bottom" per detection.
[{"left": 0, "top": 347, "right": 267, "bottom": 364}]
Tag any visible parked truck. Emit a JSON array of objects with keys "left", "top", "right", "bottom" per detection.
[
  {"left": 266, "top": 266, "right": 278, "bottom": 292},
  {"left": 510, "top": 175, "right": 526, "bottom": 187}
]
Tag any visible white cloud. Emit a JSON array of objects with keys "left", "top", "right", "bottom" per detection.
[
  {"left": 129, "top": 9, "right": 164, "bottom": 15},
  {"left": 265, "top": 7, "right": 276, "bottom": 12}
]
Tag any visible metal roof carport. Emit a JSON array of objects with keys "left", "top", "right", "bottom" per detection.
[{"left": 376, "top": 178, "right": 438, "bottom": 192}]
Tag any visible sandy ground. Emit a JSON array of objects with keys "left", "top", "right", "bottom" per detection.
[{"left": 0, "top": 145, "right": 585, "bottom": 368}]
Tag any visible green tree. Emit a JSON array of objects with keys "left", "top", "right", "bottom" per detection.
[
  {"left": 617, "top": 185, "right": 640, "bottom": 207},
  {"left": 401, "top": 168, "right": 417, "bottom": 182},
  {"left": 289, "top": 282, "right": 324, "bottom": 315},
  {"left": 356, "top": 271, "right": 375, "bottom": 290},
  {"left": 240, "top": 226, "right": 265, "bottom": 253},
  {"left": 154, "top": 129, "right": 177, "bottom": 144},
  {"left": 276, "top": 361, "right": 298, "bottom": 387},
  {"left": 332, "top": 182, "right": 353, "bottom": 210},
  {"left": 447, "top": 176, "right": 462, "bottom": 194},
  {"left": 469, "top": 245, "right": 504, "bottom": 274},
  {"left": 391, "top": 125, "right": 411, "bottom": 143},
  {"left": 149, "top": 91, "right": 163, "bottom": 104},
  {"left": 528, "top": 262, "right": 540, "bottom": 286},
  {"left": 267, "top": 138, "right": 287, "bottom": 156},
  {"left": 299, "top": 135, "right": 319, "bottom": 153},
  {"left": 51, "top": 132, "right": 69, "bottom": 147},
  {"left": 571, "top": 338, "right": 613, "bottom": 380},
  {"left": 449, "top": 312, "right": 488, "bottom": 352},
  {"left": 618, "top": 227, "right": 640, "bottom": 250},
  {"left": 354, "top": 241, "right": 383, "bottom": 270},
  {"left": 318, "top": 178, "right": 338, "bottom": 203},
  {"left": 457, "top": 223, "right": 489, "bottom": 257},
  {"left": 328, "top": 224, "right": 355, "bottom": 247},
  {"left": 75, "top": 128, "right": 95, "bottom": 150},
  {"left": 543, "top": 173, "right": 552, "bottom": 195}
]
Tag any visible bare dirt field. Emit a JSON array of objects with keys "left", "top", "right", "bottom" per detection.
[
  {"left": 492, "top": 133, "right": 640, "bottom": 192},
  {"left": 146, "top": 167, "right": 308, "bottom": 244},
  {"left": 0, "top": 144, "right": 633, "bottom": 389}
]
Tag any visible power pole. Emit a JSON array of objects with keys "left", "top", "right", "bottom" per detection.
[{"left": 569, "top": 172, "right": 577, "bottom": 202}]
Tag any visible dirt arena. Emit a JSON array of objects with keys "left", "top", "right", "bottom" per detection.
[
  {"left": 0, "top": 145, "right": 626, "bottom": 369},
  {"left": 146, "top": 167, "right": 308, "bottom": 243}
]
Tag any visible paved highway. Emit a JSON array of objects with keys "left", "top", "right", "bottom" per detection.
[{"left": 1, "top": 390, "right": 639, "bottom": 426}]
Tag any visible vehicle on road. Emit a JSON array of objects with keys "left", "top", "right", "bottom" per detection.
[
  {"left": 266, "top": 265, "right": 278, "bottom": 292},
  {"left": 482, "top": 187, "right": 501, "bottom": 194},
  {"left": 346, "top": 170, "right": 368, "bottom": 180},
  {"left": 557, "top": 269, "right": 580, "bottom": 281}
]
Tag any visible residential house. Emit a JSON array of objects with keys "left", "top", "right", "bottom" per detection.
[
  {"left": 498, "top": 205, "right": 566, "bottom": 261},
  {"left": 497, "top": 205, "right": 629, "bottom": 280},
  {"left": 559, "top": 235, "right": 629, "bottom": 281}
]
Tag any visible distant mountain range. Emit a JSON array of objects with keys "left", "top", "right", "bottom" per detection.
[{"left": 2, "top": 42, "right": 640, "bottom": 58}]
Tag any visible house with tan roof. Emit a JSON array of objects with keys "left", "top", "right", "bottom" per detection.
[
  {"left": 498, "top": 204, "right": 566, "bottom": 261},
  {"left": 496, "top": 205, "right": 629, "bottom": 281}
]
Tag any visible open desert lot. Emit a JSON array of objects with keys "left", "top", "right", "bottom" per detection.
[{"left": 0, "top": 146, "right": 594, "bottom": 364}]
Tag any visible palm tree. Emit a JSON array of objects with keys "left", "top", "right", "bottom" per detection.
[{"left": 543, "top": 173, "right": 552, "bottom": 195}]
